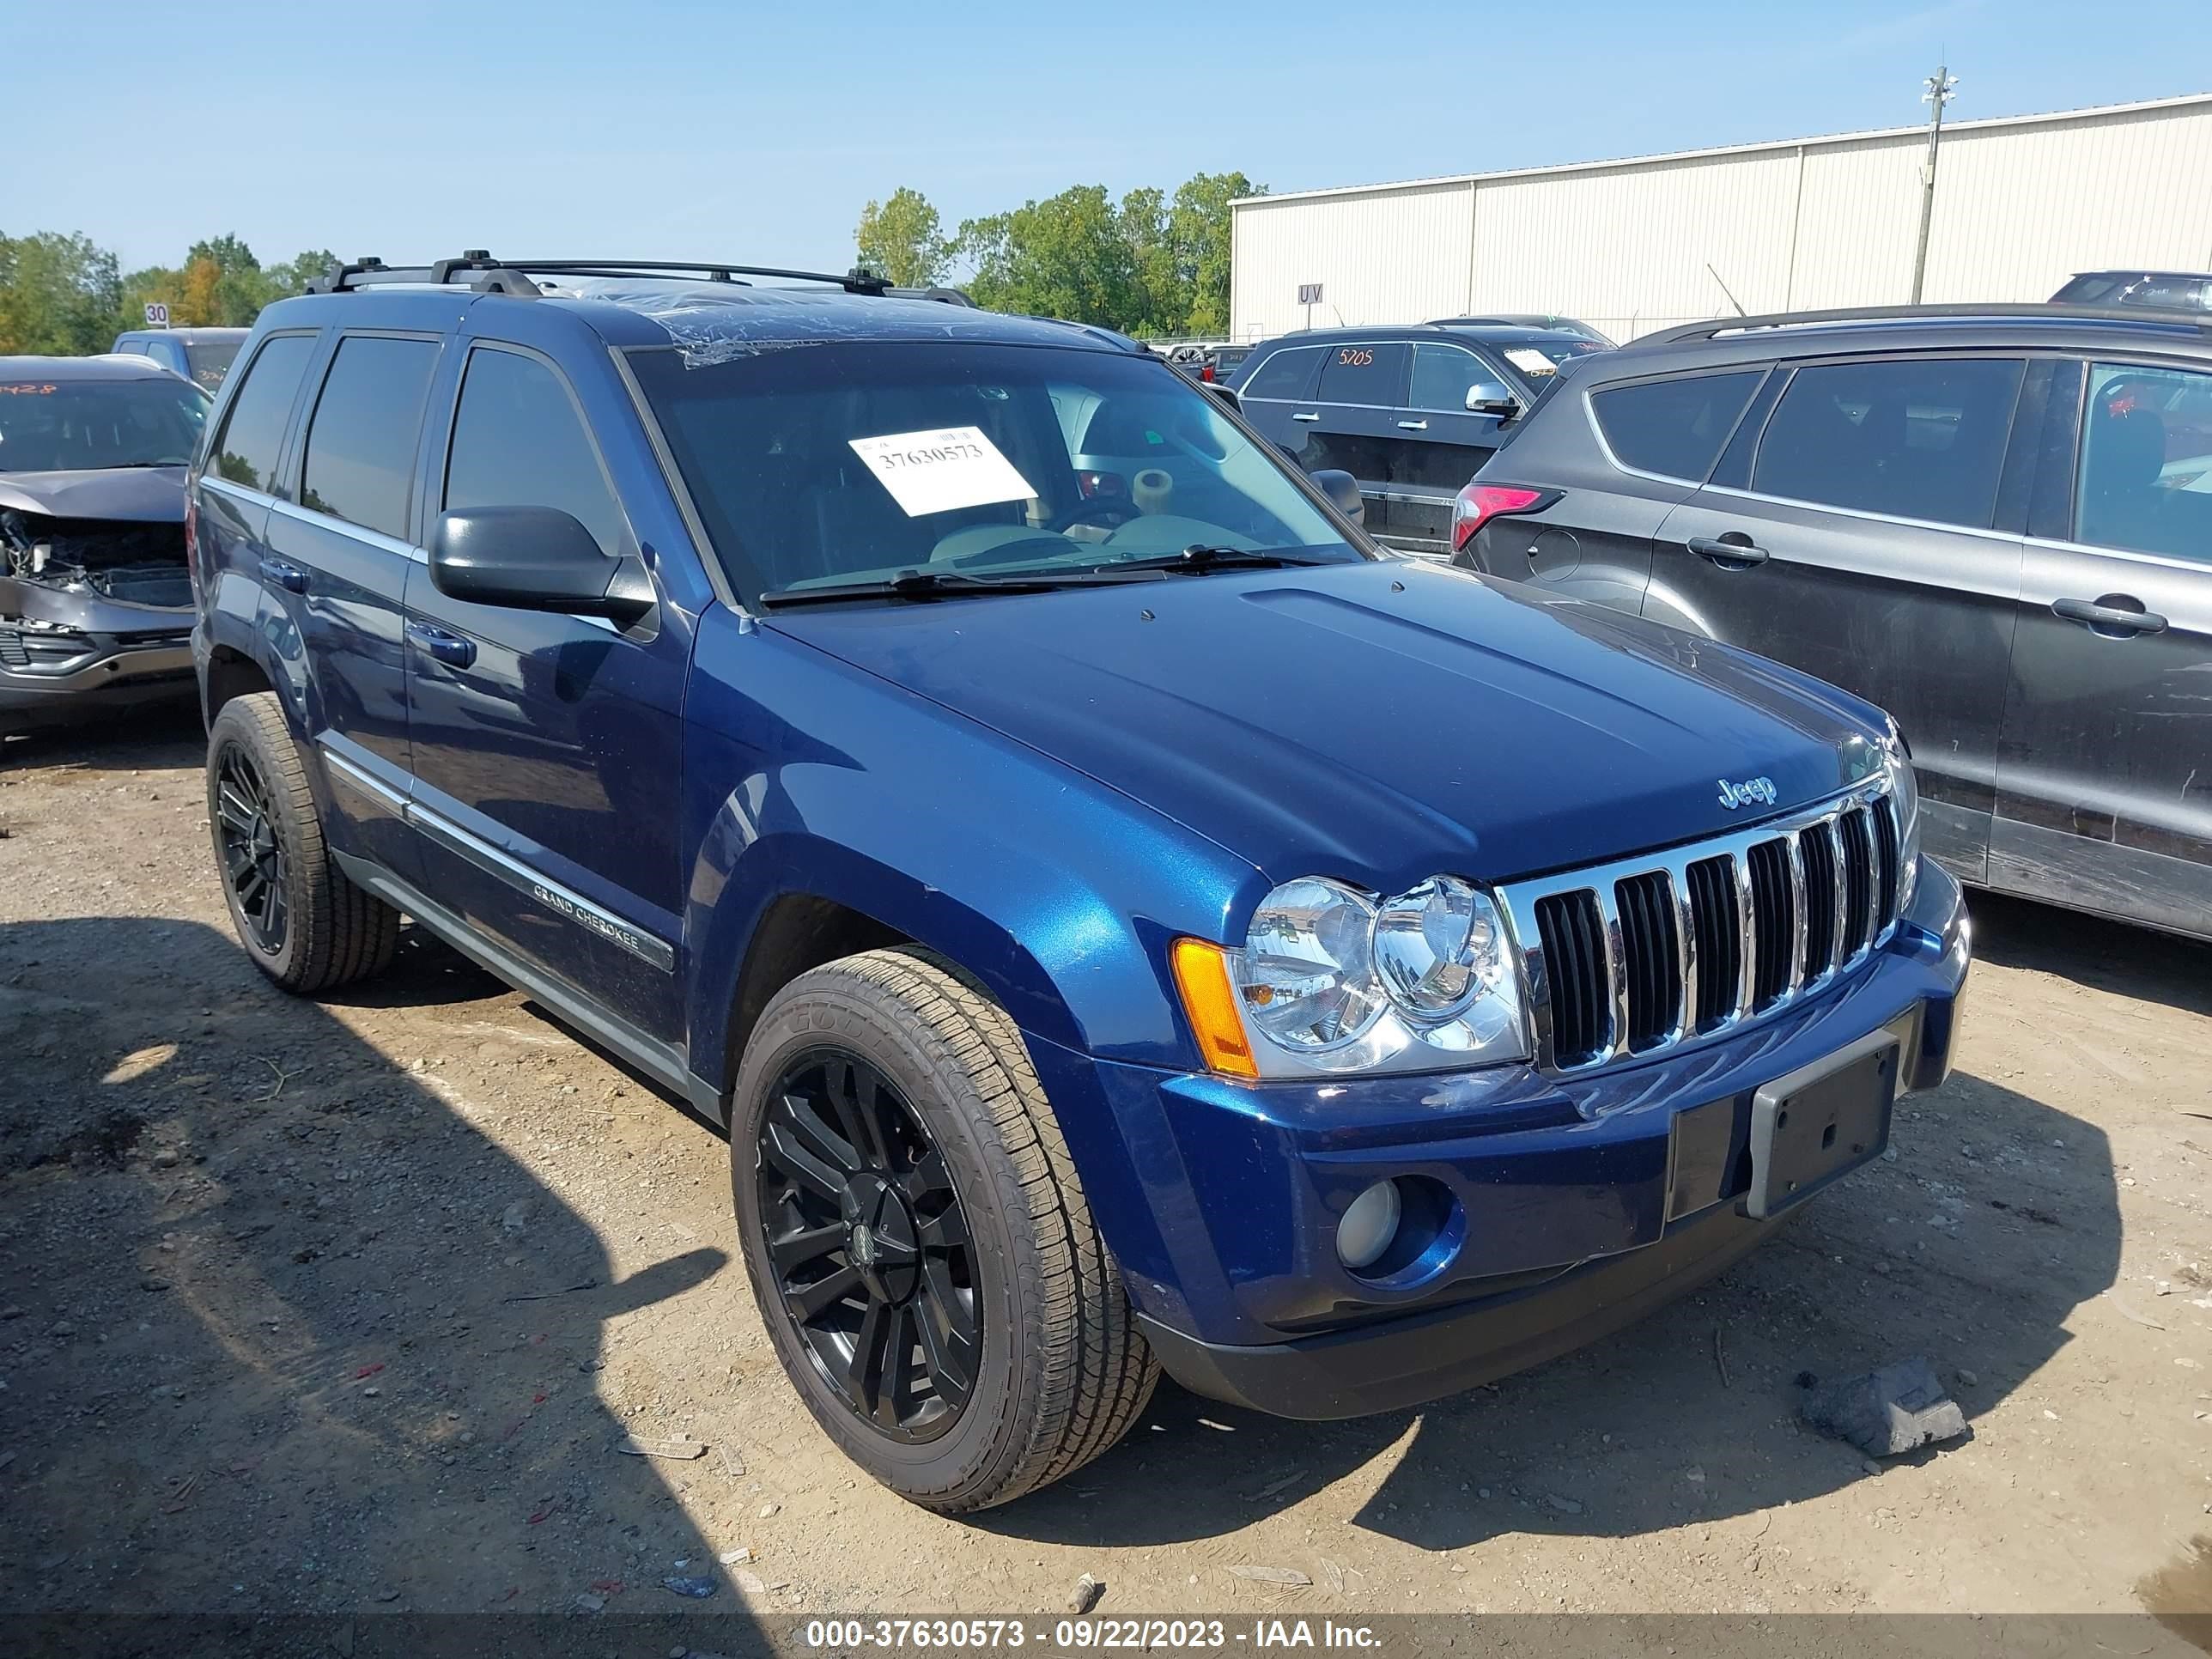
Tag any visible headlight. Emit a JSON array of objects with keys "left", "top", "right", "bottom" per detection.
[
  {"left": 1882, "top": 723, "right": 1923, "bottom": 915},
  {"left": 1241, "top": 877, "right": 1388, "bottom": 1051},
  {"left": 1373, "top": 876, "right": 1499, "bottom": 1021},
  {"left": 1202, "top": 874, "right": 1529, "bottom": 1077}
]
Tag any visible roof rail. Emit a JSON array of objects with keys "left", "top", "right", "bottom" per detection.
[
  {"left": 303, "top": 252, "right": 894, "bottom": 298},
  {"left": 1638, "top": 301, "right": 2212, "bottom": 347}
]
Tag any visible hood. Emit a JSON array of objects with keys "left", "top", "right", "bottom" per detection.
[
  {"left": 768, "top": 561, "right": 1887, "bottom": 891},
  {"left": 0, "top": 466, "right": 188, "bottom": 523}
]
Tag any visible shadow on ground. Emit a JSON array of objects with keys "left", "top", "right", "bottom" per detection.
[
  {"left": 1966, "top": 890, "right": 2210, "bottom": 1018},
  {"left": 0, "top": 915, "right": 748, "bottom": 1626},
  {"left": 985, "top": 898, "right": 2129, "bottom": 1552},
  {"left": 0, "top": 704, "right": 206, "bottom": 775}
]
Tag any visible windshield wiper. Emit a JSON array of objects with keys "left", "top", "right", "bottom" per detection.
[
  {"left": 756, "top": 566, "right": 1159, "bottom": 609},
  {"left": 1103, "top": 544, "right": 1334, "bottom": 574}
]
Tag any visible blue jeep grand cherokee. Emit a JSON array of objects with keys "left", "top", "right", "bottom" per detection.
[{"left": 189, "top": 254, "right": 1972, "bottom": 1513}]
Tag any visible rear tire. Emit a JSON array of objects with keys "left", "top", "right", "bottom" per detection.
[
  {"left": 205, "top": 692, "right": 398, "bottom": 994},
  {"left": 730, "top": 947, "right": 1156, "bottom": 1512}
]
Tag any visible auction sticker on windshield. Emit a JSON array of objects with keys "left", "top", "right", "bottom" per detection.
[
  {"left": 848, "top": 426, "right": 1036, "bottom": 517},
  {"left": 1503, "top": 348, "right": 1560, "bottom": 378}
]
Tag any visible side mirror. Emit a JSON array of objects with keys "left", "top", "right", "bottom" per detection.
[
  {"left": 1309, "top": 467, "right": 1364, "bottom": 526},
  {"left": 1202, "top": 380, "right": 1241, "bottom": 414},
  {"left": 1466, "top": 380, "right": 1521, "bottom": 418},
  {"left": 429, "top": 507, "right": 653, "bottom": 623}
]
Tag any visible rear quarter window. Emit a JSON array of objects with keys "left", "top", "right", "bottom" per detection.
[
  {"left": 1589, "top": 369, "right": 1767, "bottom": 482},
  {"left": 1240, "top": 345, "right": 1322, "bottom": 400}
]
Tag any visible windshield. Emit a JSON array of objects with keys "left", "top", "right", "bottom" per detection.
[
  {"left": 628, "top": 341, "right": 1364, "bottom": 601},
  {"left": 185, "top": 339, "right": 243, "bottom": 390},
  {"left": 1485, "top": 336, "right": 1609, "bottom": 398},
  {"left": 2053, "top": 273, "right": 2210, "bottom": 311},
  {"left": 0, "top": 376, "right": 210, "bottom": 472}
]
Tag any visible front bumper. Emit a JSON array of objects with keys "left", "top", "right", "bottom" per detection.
[
  {"left": 1033, "top": 861, "right": 1972, "bottom": 1419},
  {"left": 0, "top": 629, "right": 195, "bottom": 727}
]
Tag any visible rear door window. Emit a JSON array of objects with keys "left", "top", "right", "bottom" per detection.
[
  {"left": 1239, "top": 345, "right": 1322, "bottom": 401},
  {"left": 300, "top": 336, "right": 441, "bottom": 539},
  {"left": 1749, "top": 356, "right": 2026, "bottom": 528},
  {"left": 1316, "top": 343, "right": 1408, "bottom": 406},
  {"left": 443, "top": 347, "right": 628, "bottom": 556},
  {"left": 209, "top": 332, "right": 318, "bottom": 493},
  {"left": 2074, "top": 362, "right": 2212, "bottom": 563},
  {"left": 1590, "top": 369, "right": 1766, "bottom": 483}
]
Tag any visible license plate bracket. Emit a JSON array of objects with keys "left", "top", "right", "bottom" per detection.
[{"left": 1746, "top": 1029, "right": 1900, "bottom": 1219}]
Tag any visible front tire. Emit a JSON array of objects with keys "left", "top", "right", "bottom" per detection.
[
  {"left": 730, "top": 948, "right": 1157, "bottom": 1512},
  {"left": 205, "top": 693, "right": 399, "bottom": 994}
]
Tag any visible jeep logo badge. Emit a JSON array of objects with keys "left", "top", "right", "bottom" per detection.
[{"left": 1718, "top": 775, "right": 1778, "bottom": 810}]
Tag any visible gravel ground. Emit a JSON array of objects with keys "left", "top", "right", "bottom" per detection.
[{"left": 2, "top": 713, "right": 2209, "bottom": 1630}]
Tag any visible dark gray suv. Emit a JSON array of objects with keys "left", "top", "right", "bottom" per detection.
[{"left": 1456, "top": 302, "right": 2212, "bottom": 943}]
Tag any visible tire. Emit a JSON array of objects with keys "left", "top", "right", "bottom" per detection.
[
  {"left": 205, "top": 692, "right": 399, "bottom": 994},
  {"left": 730, "top": 947, "right": 1157, "bottom": 1512}
]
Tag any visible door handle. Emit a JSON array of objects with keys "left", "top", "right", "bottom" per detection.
[
  {"left": 405, "top": 619, "right": 477, "bottom": 669},
  {"left": 1291, "top": 410, "right": 1321, "bottom": 422},
  {"left": 1397, "top": 419, "right": 1429, "bottom": 431},
  {"left": 258, "top": 556, "right": 308, "bottom": 593},
  {"left": 2051, "top": 596, "right": 2168, "bottom": 635},
  {"left": 1686, "top": 534, "right": 1769, "bottom": 568}
]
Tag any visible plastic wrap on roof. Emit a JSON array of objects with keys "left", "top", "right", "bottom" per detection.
[{"left": 543, "top": 278, "right": 988, "bottom": 368}]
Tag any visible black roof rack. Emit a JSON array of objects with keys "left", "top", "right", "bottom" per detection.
[
  {"left": 304, "top": 251, "right": 893, "bottom": 298},
  {"left": 1639, "top": 301, "right": 2212, "bottom": 348}
]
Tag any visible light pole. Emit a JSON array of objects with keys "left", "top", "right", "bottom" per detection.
[{"left": 1910, "top": 64, "right": 1959, "bottom": 304}]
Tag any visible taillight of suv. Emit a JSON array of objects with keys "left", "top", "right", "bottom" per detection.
[{"left": 1451, "top": 483, "right": 1559, "bottom": 552}]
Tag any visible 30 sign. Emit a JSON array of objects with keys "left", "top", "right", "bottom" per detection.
[{"left": 143, "top": 302, "right": 171, "bottom": 328}]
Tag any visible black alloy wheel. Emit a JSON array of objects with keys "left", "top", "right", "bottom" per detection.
[
  {"left": 214, "top": 739, "right": 288, "bottom": 952},
  {"left": 757, "top": 1048, "right": 981, "bottom": 1443}
]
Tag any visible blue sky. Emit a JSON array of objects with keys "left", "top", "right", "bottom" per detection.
[{"left": 15, "top": 0, "right": 2196, "bottom": 276}]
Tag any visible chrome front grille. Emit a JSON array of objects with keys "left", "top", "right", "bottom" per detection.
[{"left": 1499, "top": 783, "right": 1907, "bottom": 1075}]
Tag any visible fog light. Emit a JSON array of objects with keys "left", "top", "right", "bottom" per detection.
[{"left": 1335, "top": 1180, "right": 1402, "bottom": 1271}]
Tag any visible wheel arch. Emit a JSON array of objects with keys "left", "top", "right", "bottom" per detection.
[
  {"left": 201, "top": 642, "right": 274, "bottom": 726},
  {"left": 690, "top": 833, "right": 1100, "bottom": 1107}
]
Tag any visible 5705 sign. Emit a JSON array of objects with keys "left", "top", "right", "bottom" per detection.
[{"left": 1334, "top": 347, "right": 1374, "bottom": 368}]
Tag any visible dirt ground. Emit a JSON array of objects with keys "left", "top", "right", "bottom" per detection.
[{"left": 3, "top": 713, "right": 2209, "bottom": 1632}]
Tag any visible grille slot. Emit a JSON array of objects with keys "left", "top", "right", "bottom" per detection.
[
  {"left": 1838, "top": 805, "right": 1875, "bottom": 959},
  {"left": 1685, "top": 855, "right": 1741, "bottom": 1031},
  {"left": 1534, "top": 890, "right": 1608, "bottom": 1066},
  {"left": 1800, "top": 823, "right": 1840, "bottom": 979},
  {"left": 1871, "top": 796, "right": 1901, "bottom": 927},
  {"left": 1746, "top": 837, "right": 1795, "bottom": 1008},
  {"left": 1614, "top": 871, "right": 1682, "bottom": 1051}
]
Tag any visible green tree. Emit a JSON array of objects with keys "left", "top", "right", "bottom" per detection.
[
  {"left": 264, "top": 248, "right": 339, "bottom": 299},
  {"left": 854, "top": 188, "right": 951, "bottom": 288},
  {"left": 955, "top": 185, "right": 1139, "bottom": 331},
  {"left": 1168, "top": 171, "right": 1257, "bottom": 338},
  {"left": 0, "top": 231, "right": 125, "bottom": 355},
  {"left": 1119, "top": 185, "right": 1180, "bottom": 338},
  {"left": 184, "top": 234, "right": 274, "bottom": 325}
]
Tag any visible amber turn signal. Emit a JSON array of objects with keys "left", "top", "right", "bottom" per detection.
[{"left": 1170, "top": 938, "right": 1259, "bottom": 1079}]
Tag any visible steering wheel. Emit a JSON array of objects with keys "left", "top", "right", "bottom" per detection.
[{"left": 1048, "top": 497, "right": 1138, "bottom": 535}]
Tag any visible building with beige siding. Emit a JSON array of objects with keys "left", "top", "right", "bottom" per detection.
[{"left": 1228, "top": 94, "right": 2212, "bottom": 344}]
